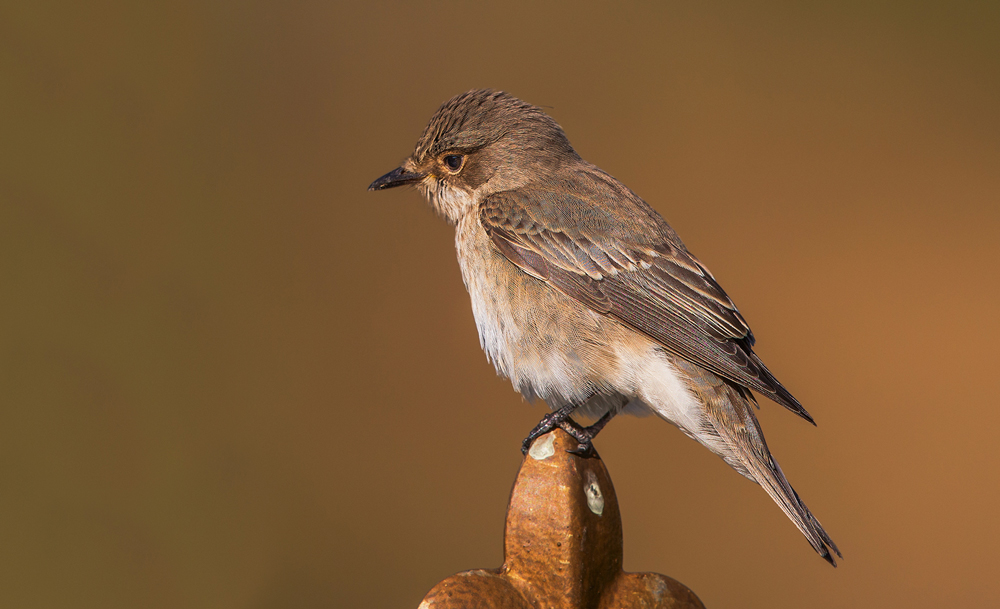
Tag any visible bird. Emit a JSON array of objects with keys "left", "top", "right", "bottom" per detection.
[{"left": 369, "top": 89, "right": 841, "bottom": 566}]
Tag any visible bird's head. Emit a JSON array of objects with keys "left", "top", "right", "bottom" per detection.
[{"left": 369, "top": 89, "right": 579, "bottom": 224}]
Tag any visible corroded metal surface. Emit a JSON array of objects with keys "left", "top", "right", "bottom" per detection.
[{"left": 419, "top": 430, "right": 705, "bottom": 609}]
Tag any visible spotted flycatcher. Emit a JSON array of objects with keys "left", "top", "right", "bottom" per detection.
[{"left": 369, "top": 89, "right": 840, "bottom": 565}]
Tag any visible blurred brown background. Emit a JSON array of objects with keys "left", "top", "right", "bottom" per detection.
[{"left": 2, "top": 1, "right": 998, "bottom": 607}]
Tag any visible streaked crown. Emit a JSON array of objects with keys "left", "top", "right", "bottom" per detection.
[{"left": 412, "top": 89, "right": 577, "bottom": 164}]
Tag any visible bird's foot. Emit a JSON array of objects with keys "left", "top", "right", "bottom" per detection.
[
  {"left": 557, "top": 410, "right": 615, "bottom": 457},
  {"left": 522, "top": 407, "right": 616, "bottom": 457},
  {"left": 521, "top": 403, "right": 579, "bottom": 455},
  {"left": 555, "top": 418, "right": 595, "bottom": 456}
]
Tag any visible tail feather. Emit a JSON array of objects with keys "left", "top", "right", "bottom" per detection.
[{"left": 678, "top": 361, "right": 841, "bottom": 565}]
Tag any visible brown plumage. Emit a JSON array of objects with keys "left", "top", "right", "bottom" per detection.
[{"left": 370, "top": 89, "right": 840, "bottom": 565}]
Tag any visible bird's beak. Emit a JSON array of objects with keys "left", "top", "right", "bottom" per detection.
[{"left": 368, "top": 167, "right": 425, "bottom": 191}]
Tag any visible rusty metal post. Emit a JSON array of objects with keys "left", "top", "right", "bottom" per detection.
[{"left": 419, "top": 429, "right": 706, "bottom": 609}]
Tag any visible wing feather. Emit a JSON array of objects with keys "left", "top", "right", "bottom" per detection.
[{"left": 479, "top": 182, "right": 814, "bottom": 424}]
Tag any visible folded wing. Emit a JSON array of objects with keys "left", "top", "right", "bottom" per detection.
[{"left": 479, "top": 177, "right": 814, "bottom": 424}]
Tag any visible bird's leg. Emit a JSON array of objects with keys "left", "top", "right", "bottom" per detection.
[
  {"left": 521, "top": 402, "right": 581, "bottom": 455},
  {"left": 521, "top": 398, "right": 619, "bottom": 457},
  {"left": 557, "top": 409, "right": 617, "bottom": 457}
]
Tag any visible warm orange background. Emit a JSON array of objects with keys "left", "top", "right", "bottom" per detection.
[{"left": 2, "top": 2, "right": 998, "bottom": 608}]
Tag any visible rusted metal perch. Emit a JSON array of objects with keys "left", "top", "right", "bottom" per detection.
[{"left": 419, "top": 429, "right": 705, "bottom": 609}]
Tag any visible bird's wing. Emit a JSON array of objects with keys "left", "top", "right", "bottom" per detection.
[{"left": 479, "top": 179, "right": 814, "bottom": 423}]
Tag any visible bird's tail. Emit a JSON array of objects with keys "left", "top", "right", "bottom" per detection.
[{"left": 679, "top": 362, "right": 842, "bottom": 565}]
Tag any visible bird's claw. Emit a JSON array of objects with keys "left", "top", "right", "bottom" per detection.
[
  {"left": 521, "top": 404, "right": 577, "bottom": 455},
  {"left": 521, "top": 403, "right": 616, "bottom": 457}
]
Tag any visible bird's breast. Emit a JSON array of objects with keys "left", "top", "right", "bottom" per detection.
[{"left": 454, "top": 212, "right": 634, "bottom": 407}]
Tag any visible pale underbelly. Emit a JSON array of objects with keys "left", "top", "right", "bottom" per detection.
[{"left": 454, "top": 213, "right": 705, "bottom": 429}]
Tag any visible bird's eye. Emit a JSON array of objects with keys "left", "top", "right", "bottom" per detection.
[{"left": 443, "top": 154, "right": 464, "bottom": 171}]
